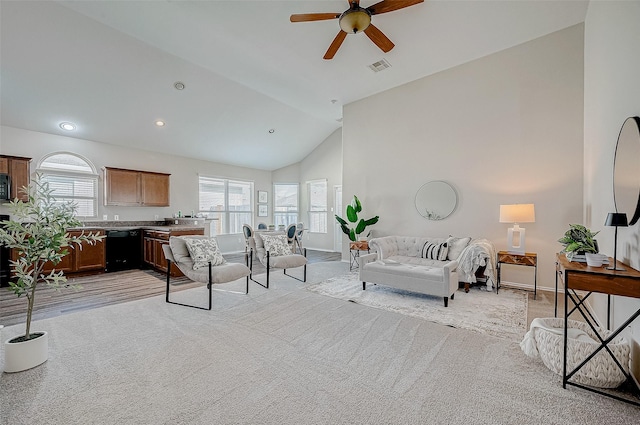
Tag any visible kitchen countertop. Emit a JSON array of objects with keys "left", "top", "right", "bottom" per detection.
[
  {"left": 70, "top": 225, "right": 205, "bottom": 232},
  {"left": 69, "top": 220, "right": 205, "bottom": 232}
]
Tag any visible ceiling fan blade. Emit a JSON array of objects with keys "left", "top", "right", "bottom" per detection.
[
  {"left": 324, "top": 31, "right": 348, "bottom": 60},
  {"left": 367, "top": 0, "right": 424, "bottom": 15},
  {"left": 363, "top": 24, "right": 394, "bottom": 53},
  {"left": 290, "top": 13, "right": 341, "bottom": 23}
]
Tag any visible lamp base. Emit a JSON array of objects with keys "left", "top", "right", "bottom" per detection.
[
  {"left": 606, "top": 266, "right": 626, "bottom": 271},
  {"left": 506, "top": 225, "right": 526, "bottom": 255}
]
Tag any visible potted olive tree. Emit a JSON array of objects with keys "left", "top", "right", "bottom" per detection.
[
  {"left": 0, "top": 177, "right": 103, "bottom": 373},
  {"left": 335, "top": 195, "right": 379, "bottom": 242}
]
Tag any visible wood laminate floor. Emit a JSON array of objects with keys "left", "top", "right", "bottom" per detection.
[{"left": 0, "top": 249, "right": 341, "bottom": 328}]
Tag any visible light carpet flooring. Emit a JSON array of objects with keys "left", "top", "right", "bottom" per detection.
[
  {"left": 307, "top": 272, "right": 528, "bottom": 341},
  {"left": 1, "top": 262, "right": 639, "bottom": 424}
]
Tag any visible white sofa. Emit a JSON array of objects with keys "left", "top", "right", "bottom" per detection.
[{"left": 359, "top": 235, "right": 475, "bottom": 307}]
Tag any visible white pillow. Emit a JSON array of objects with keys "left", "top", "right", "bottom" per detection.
[
  {"left": 184, "top": 237, "right": 226, "bottom": 270},
  {"left": 422, "top": 241, "right": 448, "bottom": 261},
  {"left": 261, "top": 234, "right": 292, "bottom": 257},
  {"left": 447, "top": 236, "right": 471, "bottom": 260}
]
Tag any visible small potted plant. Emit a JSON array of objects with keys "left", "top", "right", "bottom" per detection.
[
  {"left": 0, "top": 177, "right": 104, "bottom": 373},
  {"left": 335, "top": 195, "right": 379, "bottom": 242},
  {"left": 558, "top": 224, "right": 599, "bottom": 261}
]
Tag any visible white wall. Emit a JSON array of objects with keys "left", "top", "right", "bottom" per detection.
[
  {"left": 583, "top": 1, "right": 640, "bottom": 379},
  {"left": 0, "top": 125, "right": 272, "bottom": 252},
  {"left": 342, "top": 25, "right": 585, "bottom": 290}
]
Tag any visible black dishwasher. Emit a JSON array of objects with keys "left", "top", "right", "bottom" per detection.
[{"left": 105, "top": 229, "right": 141, "bottom": 272}]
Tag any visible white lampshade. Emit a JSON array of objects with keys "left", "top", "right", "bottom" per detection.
[
  {"left": 499, "top": 204, "right": 535, "bottom": 223},
  {"left": 499, "top": 204, "right": 535, "bottom": 254}
]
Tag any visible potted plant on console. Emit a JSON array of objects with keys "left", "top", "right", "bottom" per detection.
[
  {"left": 0, "top": 178, "right": 104, "bottom": 373},
  {"left": 558, "top": 224, "right": 599, "bottom": 262},
  {"left": 335, "top": 195, "right": 379, "bottom": 242}
]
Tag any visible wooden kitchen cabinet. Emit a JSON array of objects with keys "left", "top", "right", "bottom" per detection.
[
  {"left": 72, "top": 230, "right": 106, "bottom": 272},
  {"left": 0, "top": 155, "right": 31, "bottom": 202},
  {"left": 143, "top": 228, "right": 204, "bottom": 277},
  {"left": 12, "top": 229, "right": 105, "bottom": 276},
  {"left": 104, "top": 167, "right": 170, "bottom": 207},
  {"left": 104, "top": 168, "right": 139, "bottom": 206},
  {"left": 141, "top": 172, "right": 170, "bottom": 206}
]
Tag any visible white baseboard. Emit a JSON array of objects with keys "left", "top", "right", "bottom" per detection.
[{"left": 303, "top": 247, "right": 339, "bottom": 253}]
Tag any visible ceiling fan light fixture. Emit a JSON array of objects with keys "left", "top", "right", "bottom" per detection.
[{"left": 339, "top": 9, "right": 371, "bottom": 34}]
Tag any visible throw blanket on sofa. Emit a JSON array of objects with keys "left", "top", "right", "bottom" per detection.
[{"left": 458, "top": 238, "right": 497, "bottom": 290}]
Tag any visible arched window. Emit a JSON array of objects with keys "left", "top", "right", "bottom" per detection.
[{"left": 37, "top": 152, "right": 98, "bottom": 218}]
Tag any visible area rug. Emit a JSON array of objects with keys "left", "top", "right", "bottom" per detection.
[{"left": 306, "top": 272, "right": 527, "bottom": 341}]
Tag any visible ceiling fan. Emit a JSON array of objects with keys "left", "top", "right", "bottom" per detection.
[{"left": 290, "top": 0, "right": 424, "bottom": 60}]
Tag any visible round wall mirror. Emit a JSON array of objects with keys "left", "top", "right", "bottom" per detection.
[
  {"left": 415, "top": 181, "right": 458, "bottom": 220},
  {"left": 613, "top": 116, "right": 640, "bottom": 225}
]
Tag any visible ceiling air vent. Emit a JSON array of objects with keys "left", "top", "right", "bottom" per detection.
[{"left": 368, "top": 59, "right": 391, "bottom": 73}]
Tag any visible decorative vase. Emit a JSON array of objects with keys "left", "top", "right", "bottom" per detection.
[
  {"left": 3, "top": 331, "right": 48, "bottom": 373},
  {"left": 585, "top": 253, "right": 604, "bottom": 267}
]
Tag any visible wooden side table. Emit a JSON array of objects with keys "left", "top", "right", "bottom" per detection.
[
  {"left": 496, "top": 251, "right": 538, "bottom": 299},
  {"left": 349, "top": 241, "right": 370, "bottom": 271}
]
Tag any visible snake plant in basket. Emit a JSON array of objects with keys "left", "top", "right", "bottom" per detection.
[
  {"left": 0, "top": 177, "right": 104, "bottom": 372},
  {"left": 558, "top": 224, "right": 599, "bottom": 261}
]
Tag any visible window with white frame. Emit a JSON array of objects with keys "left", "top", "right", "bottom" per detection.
[
  {"left": 307, "top": 179, "right": 327, "bottom": 233},
  {"left": 37, "top": 152, "right": 98, "bottom": 218},
  {"left": 273, "top": 183, "right": 298, "bottom": 227},
  {"left": 199, "top": 176, "right": 252, "bottom": 235}
]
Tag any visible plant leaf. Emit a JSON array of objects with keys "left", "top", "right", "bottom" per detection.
[
  {"left": 353, "top": 195, "right": 362, "bottom": 214},
  {"left": 346, "top": 204, "right": 358, "bottom": 223}
]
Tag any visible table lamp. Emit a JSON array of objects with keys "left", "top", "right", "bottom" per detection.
[
  {"left": 499, "top": 204, "right": 535, "bottom": 255},
  {"left": 605, "top": 212, "right": 628, "bottom": 271}
]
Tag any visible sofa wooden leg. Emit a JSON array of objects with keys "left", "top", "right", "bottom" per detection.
[
  {"left": 451, "top": 293, "right": 455, "bottom": 300},
  {"left": 362, "top": 281, "right": 366, "bottom": 290},
  {"left": 464, "top": 282, "right": 470, "bottom": 293},
  {"left": 444, "top": 297, "right": 448, "bottom": 307}
]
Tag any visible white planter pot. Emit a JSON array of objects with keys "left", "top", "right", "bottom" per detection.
[
  {"left": 3, "top": 331, "right": 48, "bottom": 373},
  {"left": 585, "top": 253, "right": 604, "bottom": 267}
]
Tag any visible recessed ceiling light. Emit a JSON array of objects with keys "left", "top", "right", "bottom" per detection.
[
  {"left": 59, "top": 122, "right": 76, "bottom": 131},
  {"left": 268, "top": 129, "right": 275, "bottom": 134},
  {"left": 155, "top": 120, "right": 166, "bottom": 127},
  {"left": 174, "top": 81, "right": 185, "bottom": 90}
]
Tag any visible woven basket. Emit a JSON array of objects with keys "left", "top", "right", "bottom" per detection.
[{"left": 534, "top": 318, "right": 630, "bottom": 388}]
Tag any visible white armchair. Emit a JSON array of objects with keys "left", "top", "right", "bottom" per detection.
[
  {"left": 162, "top": 236, "right": 251, "bottom": 310},
  {"left": 248, "top": 232, "right": 307, "bottom": 288}
]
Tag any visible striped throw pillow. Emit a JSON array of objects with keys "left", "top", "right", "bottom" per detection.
[{"left": 422, "top": 241, "right": 448, "bottom": 261}]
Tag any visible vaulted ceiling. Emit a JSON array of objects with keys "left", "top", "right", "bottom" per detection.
[{"left": 0, "top": 1, "right": 589, "bottom": 170}]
